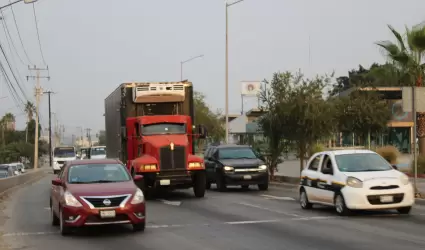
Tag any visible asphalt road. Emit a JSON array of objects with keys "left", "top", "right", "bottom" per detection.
[{"left": 2, "top": 176, "right": 425, "bottom": 250}]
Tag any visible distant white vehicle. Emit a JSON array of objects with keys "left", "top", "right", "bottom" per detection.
[
  {"left": 9, "top": 162, "right": 25, "bottom": 173},
  {"left": 52, "top": 146, "right": 77, "bottom": 174},
  {"left": 90, "top": 146, "right": 106, "bottom": 159}
]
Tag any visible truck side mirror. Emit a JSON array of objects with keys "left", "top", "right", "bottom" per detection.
[{"left": 196, "top": 125, "right": 207, "bottom": 139}]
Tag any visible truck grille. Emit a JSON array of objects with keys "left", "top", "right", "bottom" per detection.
[
  {"left": 159, "top": 145, "right": 186, "bottom": 170},
  {"left": 81, "top": 195, "right": 130, "bottom": 208}
]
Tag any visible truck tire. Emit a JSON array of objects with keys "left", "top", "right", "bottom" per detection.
[{"left": 193, "top": 172, "right": 206, "bottom": 198}]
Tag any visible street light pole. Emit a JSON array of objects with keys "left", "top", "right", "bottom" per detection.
[
  {"left": 180, "top": 54, "right": 204, "bottom": 80},
  {"left": 0, "top": 0, "right": 38, "bottom": 11},
  {"left": 225, "top": 0, "right": 244, "bottom": 144}
]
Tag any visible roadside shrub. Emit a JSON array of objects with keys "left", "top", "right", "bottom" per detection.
[
  {"left": 309, "top": 143, "right": 325, "bottom": 157},
  {"left": 412, "top": 155, "right": 425, "bottom": 174},
  {"left": 375, "top": 145, "right": 399, "bottom": 164}
]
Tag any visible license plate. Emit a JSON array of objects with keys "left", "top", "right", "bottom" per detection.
[
  {"left": 100, "top": 210, "right": 116, "bottom": 218},
  {"left": 380, "top": 195, "right": 393, "bottom": 203},
  {"left": 160, "top": 179, "right": 171, "bottom": 186},
  {"left": 243, "top": 175, "right": 252, "bottom": 180}
]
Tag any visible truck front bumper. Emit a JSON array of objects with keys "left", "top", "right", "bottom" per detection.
[{"left": 138, "top": 170, "right": 203, "bottom": 189}]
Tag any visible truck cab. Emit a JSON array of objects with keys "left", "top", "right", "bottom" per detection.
[{"left": 105, "top": 81, "right": 208, "bottom": 198}]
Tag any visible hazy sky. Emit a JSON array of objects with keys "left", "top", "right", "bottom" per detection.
[{"left": 1, "top": 0, "right": 425, "bottom": 137}]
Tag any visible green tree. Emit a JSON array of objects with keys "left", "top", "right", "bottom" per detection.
[
  {"left": 334, "top": 90, "right": 391, "bottom": 145},
  {"left": 26, "top": 119, "right": 41, "bottom": 144},
  {"left": 24, "top": 101, "right": 35, "bottom": 142},
  {"left": 260, "top": 71, "right": 337, "bottom": 172},
  {"left": 194, "top": 91, "right": 224, "bottom": 147},
  {"left": 376, "top": 23, "right": 425, "bottom": 154}
]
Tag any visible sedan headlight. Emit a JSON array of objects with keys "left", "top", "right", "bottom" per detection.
[
  {"left": 63, "top": 191, "right": 82, "bottom": 207},
  {"left": 400, "top": 174, "right": 410, "bottom": 185},
  {"left": 130, "top": 188, "right": 145, "bottom": 204},
  {"left": 346, "top": 176, "right": 363, "bottom": 188},
  {"left": 258, "top": 165, "right": 267, "bottom": 171},
  {"left": 223, "top": 166, "right": 234, "bottom": 172}
]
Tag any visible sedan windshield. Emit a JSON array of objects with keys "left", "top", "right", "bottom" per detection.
[
  {"left": 219, "top": 148, "right": 257, "bottom": 159},
  {"left": 68, "top": 164, "right": 131, "bottom": 184},
  {"left": 335, "top": 153, "right": 393, "bottom": 172}
]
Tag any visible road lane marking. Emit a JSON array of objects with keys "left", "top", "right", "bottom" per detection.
[
  {"left": 237, "top": 202, "right": 300, "bottom": 217},
  {"left": 224, "top": 219, "right": 281, "bottom": 225},
  {"left": 1, "top": 217, "right": 338, "bottom": 237},
  {"left": 157, "top": 199, "right": 182, "bottom": 206},
  {"left": 260, "top": 195, "right": 296, "bottom": 201}
]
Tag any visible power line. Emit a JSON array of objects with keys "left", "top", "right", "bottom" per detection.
[
  {"left": 32, "top": 3, "right": 46, "bottom": 66},
  {"left": 0, "top": 42, "right": 28, "bottom": 102},
  {"left": 9, "top": 2, "right": 32, "bottom": 65},
  {"left": 0, "top": 10, "right": 26, "bottom": 65}
]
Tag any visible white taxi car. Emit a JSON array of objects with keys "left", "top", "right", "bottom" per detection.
[{"left": 299, "top": 149, "right": 414, "bottom": 215}]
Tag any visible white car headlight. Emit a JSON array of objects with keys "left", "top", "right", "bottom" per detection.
[
  {"left": 63, "top": 191, "right": 82, "bottom": 207},
  {"left": 130, "top": 188, "right": 145, "bottom": 204},
  {"left": 259, "top": 165, "right": 267, "bottom": 171},
  {"left": 400, "top": 174, "right": 410, "bottom": 185},
  {"left": 223, "top": 166, "right": 234, "bottom": 172},
  {"left": 346, "top": 176, "right": 363, "bottom": 188}
]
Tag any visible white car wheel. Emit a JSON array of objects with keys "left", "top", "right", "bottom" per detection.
[
  {"left": 334, "top": 194, "right": 351, "bottom": 216},
  {"left": 300, "top": 189, "right": 313, "bottom": 209}
]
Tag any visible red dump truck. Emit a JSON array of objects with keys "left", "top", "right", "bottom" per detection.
[{"left": 104, "top": 81, "right": 207, "bottom": 197}]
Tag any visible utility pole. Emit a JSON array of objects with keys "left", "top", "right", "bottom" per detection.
[
  {"left": 86, "top": 128, "right": 92, "bottom": 147},
  {"left": 27, "top": 65, "right": 50, "bottom": 169},
  {"left": 43, "top": 90, "right": 55, "bottom": 167}
]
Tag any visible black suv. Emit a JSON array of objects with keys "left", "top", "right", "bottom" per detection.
[{"left": 204, "top": 144, "right": 269, "bottom": 191}]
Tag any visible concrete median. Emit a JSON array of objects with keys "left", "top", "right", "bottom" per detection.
[{"left": 0, "top": 168, "right": 50, "bottom": 196}]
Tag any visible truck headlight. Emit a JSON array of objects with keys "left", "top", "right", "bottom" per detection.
[
  {"left": 188, "top": 162, "right": 202, "bottom": 168},
  {"left": 346, "top": 177, "right": 363, "bottom": 188},
  {"left": 223, "top": 166, "right": 234, "bottom": 172},
  {"left": 400, "top": 174, "right": 410, "bottom": 185},
  {"left": 64, "top": 191, "right": 82, "bottom": 207},
  {"left": 130, "top": 188, "right": 145, "bottom": 204},
  {"left": 258, "top": 165, "right": 267, "bottom": 171}
]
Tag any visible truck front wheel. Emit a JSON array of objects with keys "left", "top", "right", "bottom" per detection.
[{"left": 193, "top": 172, "right": 206, "bottom": 198}]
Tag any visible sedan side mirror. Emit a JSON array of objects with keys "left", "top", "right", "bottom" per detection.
[
  {"left": 52, "top": 178, "right": 62, "bottom": 186},
  {"left": 133, "top": 175, "right": 144, "bottom": 182},
  {"left": 392, "top": 164, "right": 398, "bottom": 170}
]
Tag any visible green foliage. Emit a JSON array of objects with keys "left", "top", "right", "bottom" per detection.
[
  {"left": 259, "top": 71, "right": 337, "bottom": 172},
  {"left": 375, "top": 145, "right": 400, "bottom": 164},
  {"left": 334, "top": 90, "right": 391, "bottom": 137},
  {"left": 194, "top": 91, "right": 224, "bottom": 143}
]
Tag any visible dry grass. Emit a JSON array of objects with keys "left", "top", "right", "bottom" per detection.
[{"left": 375, "top": 145, "right": 400, "bottom": 164}]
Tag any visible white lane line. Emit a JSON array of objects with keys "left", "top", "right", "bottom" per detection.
[
  {"left": 260, "top": 195, "right": 296, "bottom": 201},
  {"left": 237, "top": 202, "right": 300, "bottom": 217},
  {"left": 2, "top": 217, "right": 338, "bottom": 237},
  {"left": 157, "top": 199, "right": 182, "bottom": 206},
  {"left": 224, "top": 219, "right": 281, "bottom": 225},
  {"left": 44, "top": 207, "right": 50, "bottom": 210}
]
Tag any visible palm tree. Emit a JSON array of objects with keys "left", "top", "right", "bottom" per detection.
[
  {"left": 376, "top": 23, "right": 425, "bottom": 155},
  {"left": 24, "top": 101, "right": 35, "bottom": 143},
  {"left": 2, "top": 113, "right": 15, "bottom": 131}
]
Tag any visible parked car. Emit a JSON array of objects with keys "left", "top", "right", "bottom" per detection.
[
  {"left": 9, "top": 162, "right": 26, "bottom": 173},
  {"left": 299, "top": 149, "right": 415, "bottom": 216},
  {"left": 50, "top": 158, "right": 146, "bottom": 235},
  {"left": 204, "top": 144, "right": 269, "bottom": 191},
  {"left": 0, "top": 165, "right": 11, "bottom": 179}
]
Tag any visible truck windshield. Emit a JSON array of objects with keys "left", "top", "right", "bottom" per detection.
[
  {"left": 54, "top": 147, "right": 75, "bottom": 158},
  {"left": 142, "top": 123, "right": 186, "bottom": 135},
  {"left": 91, "top": 147, "right": 106, "bottom": 156}
]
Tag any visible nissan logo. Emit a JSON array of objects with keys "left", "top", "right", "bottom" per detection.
[{"left": 103, "top": 199, "right": 111, "bottom": 206}]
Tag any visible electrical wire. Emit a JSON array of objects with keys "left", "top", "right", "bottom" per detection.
[
  {"left": 8, "top": 1, "right": 33, "bottom": 65},
  {"left": 0, "top": 10, "right": 26, "bottom": 65},
  {"left": 0, "top": 11, "right": 27, "bottom": 91},
  {"left": 0, "top": 42, "right": 29, "bottom": 102},
  {"left": 32, "top": 3, "right": 46, "bottom": 66}
]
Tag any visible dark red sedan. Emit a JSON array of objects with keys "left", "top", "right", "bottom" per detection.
[{"left": 50, "top": 159, "right": 146, "bottom": 236}]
